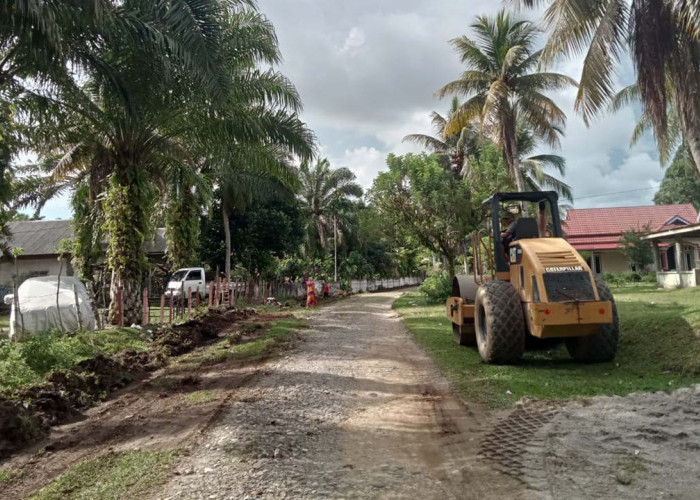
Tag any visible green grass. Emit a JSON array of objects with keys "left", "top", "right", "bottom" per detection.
[
  {"left": 30, "top": 450, "right": 178, "bottom": 500},
  {"left": 394, "top": 285, "right": 700, "bottom": 408},
  {"left": 0, "top": 328, "right": 150, "bottom": 392},
  {"left": 183, "top": 389, "right": 218, "bottom": 405},
  {"left": 172, "top": 317, "right": 308, "bottom": 369},
  {"left": 0, "top": 468, "right": 19, "bottom": 483}
]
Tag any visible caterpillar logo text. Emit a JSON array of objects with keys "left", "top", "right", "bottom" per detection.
[{"left": 545, "top": 266, "right": 584, "bottom": 273}]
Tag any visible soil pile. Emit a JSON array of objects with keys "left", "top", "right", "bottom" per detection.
[
  {"left": 0, "top": 306, "right": 256, "bottom": 459},
  {"left": 524, "top": 385, "right": 700, "bottom": 498}
]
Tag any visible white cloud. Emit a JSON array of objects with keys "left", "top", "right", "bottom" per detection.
[
  {"left": 340, "top": 27, "right": 366, "bottom": 55},
  {"left": 329, "top": 146, "right": 387, "bottom": 191},
  {"left": 34, "top": 1, "right": 667, "bottom": 218},
  {"left": 258, "top": 0, "right": 665, "bottom": 212}
]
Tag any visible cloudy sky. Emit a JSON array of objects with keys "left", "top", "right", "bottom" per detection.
[
  {"left": 38, "top": 0, "right": 664, "bottom": 219},
  {"left": 257, "top": 0, "right": 663, "bottom": 208}
]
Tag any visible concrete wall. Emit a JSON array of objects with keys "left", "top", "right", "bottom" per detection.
[
  {"left": 349, "top": 276, "right": 423, "bottom": 293},
  {"left": 657, "top": 270, "right": 700, "bottom": 289},
  {"left": 597, "top": 251, "right": 631, "bottom": 273}
]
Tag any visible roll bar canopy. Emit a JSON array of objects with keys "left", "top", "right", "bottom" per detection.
[{"left": 485, "top": 191, "right": 563, "bottom": 272}]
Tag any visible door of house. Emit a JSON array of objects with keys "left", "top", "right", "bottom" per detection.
[
  {"left": 667, "top": 247, "right": 677, "bottom": 271},
  {"left": 586, "top": 254, "right": 602, "bottom": 274}
]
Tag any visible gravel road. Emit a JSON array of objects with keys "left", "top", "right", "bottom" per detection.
[{"left": 156, "top": 290, "right": 521, "bottom": 499}]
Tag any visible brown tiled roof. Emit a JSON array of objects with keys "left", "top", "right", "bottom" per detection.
[{"left": 563, "top": 204, "right": 699, "bottom": 250}]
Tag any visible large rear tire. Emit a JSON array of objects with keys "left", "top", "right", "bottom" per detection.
[
  {"left": 474, "top": 281, "right": 525, "bottom": 364},
  {"left": 565, "top": 278, "right": 619, "bottom": 363}
]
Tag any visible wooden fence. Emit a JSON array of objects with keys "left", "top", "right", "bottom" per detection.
[{"left": 103, "top": 276, "right": 425, "bottom": 326}]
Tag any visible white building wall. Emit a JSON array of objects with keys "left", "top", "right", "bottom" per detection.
[
  {"left": 0, "top": 257, "right": 72, "bottom": 287},
  {"left": 599, "top": 251, "right": 632, "bottom": 273},
  {"left": 657, "top": 270, "right": 699, "bottom": 289}
]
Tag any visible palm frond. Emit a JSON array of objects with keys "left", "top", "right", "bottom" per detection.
[{"left": 402, "top": 134, "right": 448, "bottom": 152}]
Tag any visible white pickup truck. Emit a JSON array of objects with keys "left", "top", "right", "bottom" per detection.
[{"left": 165, "top": 267, "right": 208, "bottom": 298}]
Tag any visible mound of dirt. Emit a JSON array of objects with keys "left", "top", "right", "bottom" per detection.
[
  {"left": 0, "top": 397, "right": 47, "bottom": 458},
  {"left": 523, "top": 385, "right": 700, "bottom": 498},
  {"left": 0, "top": 306, "right": 258, "bottom": 459}
]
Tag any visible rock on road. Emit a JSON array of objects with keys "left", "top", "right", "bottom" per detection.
[{"left": 158, "top": 291, "right": 521, "bottom": 499}]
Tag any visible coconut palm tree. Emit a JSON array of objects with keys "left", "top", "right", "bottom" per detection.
[
  {"left": 515, "top": 0, "right": 700, "bottom": 176},
  {"left": 298, "top": 159, "right": 363, "bottom": 258},
  {"left": 402, "top": 98, "right": 480, "bottom": 179},
  {"left": 516, "top": 125, "right": 572, "bottom": 199},
  {"left": 404, "top": 101, "right": 572, "bottom": 198},
  {"left": 190, "top": 11, "right": 314, "bottom": 282},
  {"left": 436, "top": 11, "right": 577, "bottom": 193}
]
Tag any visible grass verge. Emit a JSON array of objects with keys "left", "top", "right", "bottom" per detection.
[
  {"left": 171, "top": 317, "right": 308, "bottom": 370},
  {"left": 30, "top": 449, "right": 179, "bottom": 500},
  {"left": 395, "top": 285, "right": 700, "bottom": 408}
]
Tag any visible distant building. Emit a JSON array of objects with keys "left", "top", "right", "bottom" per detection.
[
  {"left": 563, "top": 204, "right": 699, "bottom": 274},
  {"left": 1, "top": 220, "right": 167, "bottom": 286}
]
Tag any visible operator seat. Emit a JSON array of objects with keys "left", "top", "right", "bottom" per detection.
[{"left": 513, "top": 217, "right": 539, "bottom": 240}]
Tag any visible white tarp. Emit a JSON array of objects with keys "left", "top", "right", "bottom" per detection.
[{"left": 9, "top": 276, "right": 96, "bottom": 340}]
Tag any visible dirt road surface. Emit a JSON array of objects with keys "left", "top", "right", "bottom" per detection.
[
  {"left": 157, "top": 290, "right": 522, "bottom": 499},
  {"left": 523, "top": 386, "right": 700, "bottom": 499}
]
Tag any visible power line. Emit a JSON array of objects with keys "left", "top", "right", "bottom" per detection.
[{"left": 574, "top": 186, "right": 655, "bottom": 201}]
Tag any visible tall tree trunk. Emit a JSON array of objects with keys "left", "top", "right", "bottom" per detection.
[
  {"left": 223, "top": 199, "right": 232, "bottom": 282},
  {"left": 681, "top": 114, "right": 700, "bottom": 177},
  {"left": 105, "top": 170, "right": 148, "bottom": 325},
  {"left": 446, "top": 254, "right": 456, "bottom": 278},
  {"left": 317, "top": 215, "right": 326, "bottom": 249},
  {"left": 502, "top": 116, "right": 526, "bottom": 192},
  {"left": 511, "top": 156, "right": 526, "bottom": 192},
  {"left": 166, "top": 186, "right": 200, "bottom": 270}
]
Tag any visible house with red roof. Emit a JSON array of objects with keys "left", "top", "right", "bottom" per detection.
[{"left": 563, "top": 204, "right": 699, "bottom": 275}]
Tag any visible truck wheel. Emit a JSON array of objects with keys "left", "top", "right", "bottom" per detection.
[
  {"left": 566, "top": 278, "right": 619, "bottom": 363},
  {"left": 474, "top": 280, "right": 525, "bottom": 364}
]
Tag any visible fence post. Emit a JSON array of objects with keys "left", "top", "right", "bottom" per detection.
[
  {"left": 169, "top": 292, "right": 174, "bottom": 324},
  {"left": 142, "top": 288, "right": 149, "bottom": 325},
  {"left": 73, "top": 283, "right": 83, "bottom": 331},
  {"left": 117, "top": 286, "right": 124, "bottom": 327},
  {"left": 187, "top": 287, "right": 192, "bottom": 319},
  {"left": 13, "top": 279, "right": 24, "bottom": 339},
  {"left": 209, "top": 281, "right": 214, "bottom": 307},
  {"left": 196, "top": 289, "right": 201, "bottom": 311},
  {"left": 160, "top": 294, "right": 165, "bottom": 324}
]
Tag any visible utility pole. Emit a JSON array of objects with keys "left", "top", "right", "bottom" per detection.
[{"left": 334, "top": 215, "right": 338, "bottom": 282}]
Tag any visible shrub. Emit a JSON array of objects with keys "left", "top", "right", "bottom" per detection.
[
  {"left": 0, "top": 328, "right": 149, "bottom": 392},
  {"left": 641, "top": 271, "right": 657, "bottom": 283},
  {"left": 603, "top": 271, "right": 645, "bottom": 285},
  {"left": 419, "top": 272, "right": 452, "bottom": 303}
]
